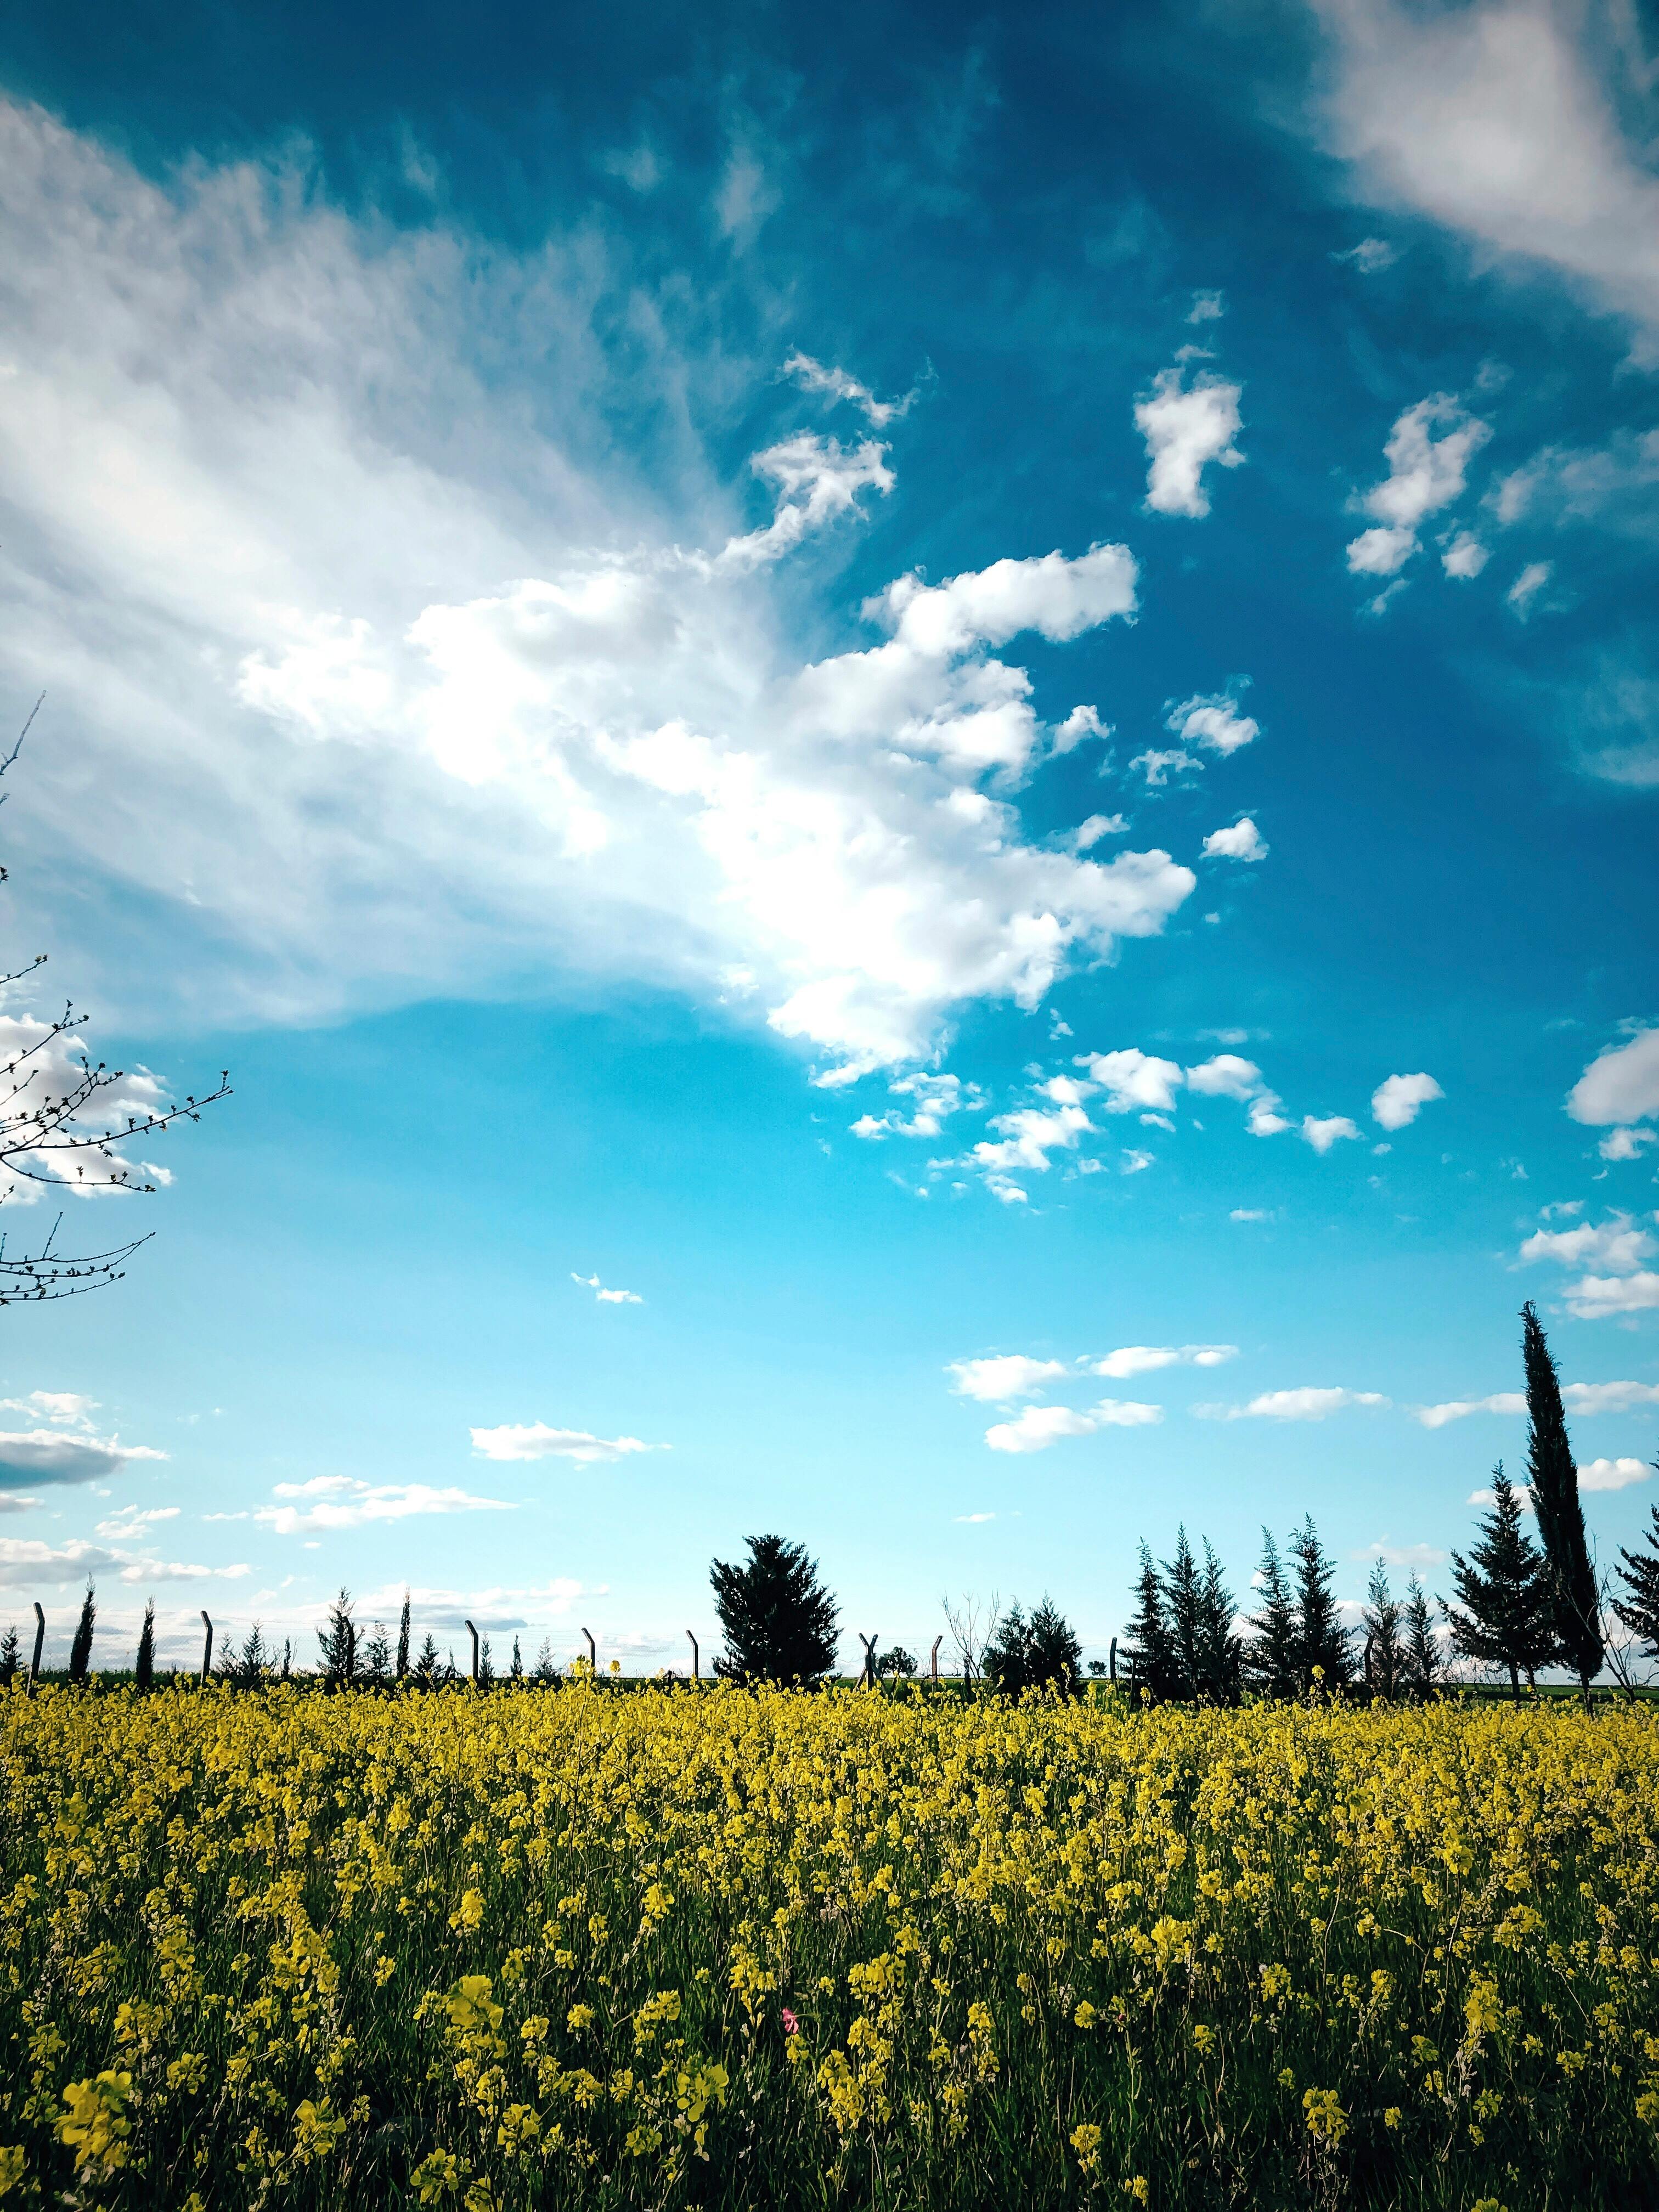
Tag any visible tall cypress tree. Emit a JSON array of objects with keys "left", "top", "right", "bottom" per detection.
[
  {"left": 1521, "top": 1301, "right": 1602, "bottom": 1690},
  {"left": 1196, "top": 1539, "right": 1242, "bottom": 1704},
  {"left": 134, "top": 1601, "right": 156, "bottom": 1692},
  {"left": 67, "top": 1579, "right": 96, "bottom": 1683},
  {"left": 1161, "top": 1528, "right": 1203, "bottom": 1700},
  {"left": 1446, "top": 1465, "right": 1556, "bottom": 1700},
  {"left": 1361, "top": 1561, "right": 1404, "bottom": 1696},
  {"left": 1122, "top": 1542, "right": 1178, "bottom": 1701},
  {"left": 1614, "top": 1481, "right": 1659, "bottom": 1659},
  {"left": 1289, "top": 1518, "right": 1351, "bottom": 1689},
  {"left": 396, "top": 1592, "right": 411, "bottom": 1680},
  {"left": 1401, "top": 1574, "right": 1441, "bottom": 1695},
  {"left": 1244, "top": 1528, "right": 1300, "bottom": 1699}
]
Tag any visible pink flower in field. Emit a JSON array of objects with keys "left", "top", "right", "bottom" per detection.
[{"left": 781, "top": 2008, "right": 799, "bottom": 2035}]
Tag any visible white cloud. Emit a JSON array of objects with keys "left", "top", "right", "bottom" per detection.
[
  {"left": 256, "top": 1477, "right": 516, "bottom": 1537},
  {"left": 1186, "top": 1053, "right": 1265, "bottom": 1103},
  {"left": 1064, "top": 812, "right": 1126, "bottom": 853},
  {"left": 1187, "top": 289, "right": 1226, "bottom": 324},
  {"left": 1089, "top": 1344, "right": 1238, "bottom": 1379},
  {"left": 1230, "top": 1207, "right": 1271, "bottom": 1222},
  {"left": 1519, "top": 1214, "right": 1655, "bottom": 1273},
  {"left": 95, "top": 1504, "right": 181, "bottom": 1537},
  {"left": 1194, "top": 1386, "right": 1389, "bottom": 1421},
  {"left": 0, "top": 101, "right": 1196, "bottom": 1088},
  {"left": 953, "top": 1511, "right": 997, "bottom": 1523},
  {"left": 1441, "top": 530, "right": 1489, "bottom": 578},
  {"left": 1565, "top": 1272, "right": 1659, "bottom": 1320},
  {"left": 1601, "top": 1127, "right": 1657, "bottom": 1162},
  {"left": 1371, "top": 1071, "right": 1444, "bottom": 1131},
  {"left": 0, "top": 1427, "right": 166, "bottom": 1490},
  {"left": 1505, "top": 559, "right": 1554, "bottom": 617},
  {"left": 0, "top": 1016, "right": 176, "bottom": 1206},
  {"left": 1415, "top": 1392, "right": 1527, "bottom": 1427},
  {"left": 1568, "top": 1030, "right": 1659, "bottom": 1127},
  {"left": 1054, "top": 704, "right": 1110, "bottom": 753},
  {"left": 1580, "top": 1457, "right": 1652, "bottom": 1492},
  {"left": 1565, "top": 1380, "right": 1659, "bottom": 1417},
  {"left": 1312, "top": 0, "right": 1659, "bottom": 353},
  {"left": 1134, "top": 366, "right": 1245, "bottom": 517},
  {"left": 985, "top": 1398, "right": 1162, "bottom": 1453},
  {"left": 0, "top": 1391, "right": 97, "bottom": 1427},
  {"left": 781, "top": 352, "right": 915, "bottom": 428},
  {"left": 1075, "top": 1047, "right": 1184, "bottom": 1115},
  {"left": 1300, "top": 1114, "right": 1362, "bottom": 1154},
  {"left": 1203, "top": 818, "right": 1268, "bottom": 862},
  {"left": 1346, "top": 395, "right": 1490, "bottom": 575},
  {"left": 970, "top": 1097, "right": 1092, "bottom": 1180},
  {"left": 947, "top": 1354, "right": 1068, "bottom": 1403},
  {"left": 1356, "top": 1538, "right": 1447, "bottom": 1569},
  {"left": 1470, "top": 1482, "right": 1534, "bottom": 1511},
  {"left": 1334, "top": 238, "right": 1398, "bottom": 273},
  {"left": 469, "top": 1422, "right": 660, "bottom": 1463},
  {"left": 1164, "top": 684, "right": 1259, "bottom": 755},
  {"left": 0, "top": 1536, "right": 246, "bottom": 1589},
  {"left": 850, "top": 1071, "right": 979, "bottom": 1142},
  {"left": 572, "top": 1272, "right": 642, "bottom": 1305}
]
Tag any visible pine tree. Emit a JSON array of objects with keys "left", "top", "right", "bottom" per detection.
[
  {"left": 280, "top": 1637, "right": 291, "bottom": 1681},
  {"left": 1361, "top": 1561, "right": 1404, "bottom": 1696},
  {"left": 478, "top": 1636, "right": 495, "bottom": 1688},
  {"left": 1244, "top": 1529, "right": 1300, "bottom": 1699},
  {"left": 984, "top": 1597, "right": 1081, "bottom": 1695},
  {"left": 0, "top": 1622, "right": 19, "bottom": 1688},
  {"left": 1196, "top": 1539, "right": 1241, "bottom": 1703},
  {"left": 1161, "top": 1528, "right": 1203, "bottom": 1700},
  {"left": 1446, "top": 1466, "right": 1556, "bottom": 1701},
  {"left": 1613, "top": 1482, "right": 1659, "bottom": 1658},
  {"left": 510, "top": 1636, "right": 524, "bottom": 1682},
  {"left": 317, "top": 1589, "right": 357, "bottom": 1690},
  {"left": 710, "top": 1534, "right": 840, "bottom": 1684},
  {"left": 1288, "top": 1519, "right": 1351, "bottom": 1689},
  {"left": 396, "top": 1592, "right": 411, "bottom": 1680},
  {"left": 1401, "top": 1575, "right": 1441, "bottom": 1695},
  {"left": 1122, "top": 1542, "right": 1178, "bottom": 1700},
  {"left": 416, "top": 1632, "right": 441, "bottom": 1685},
  {"left": 534, "top": 1635, "right": 559, "bottom": 1685},
  {"left": 67, "top": 1579, "right": 96, "bottom": 1683},
  {"left": 362, "top": 1621, "right": 392, "bottom": 1684},
  {"left": 135, "top": 1601, "right": 156, "bottom": 1692},
  {"left": 231, "top": 1623, "right": 270, "bottom": 1690},
  {"left": 1522, "top": 1300, "right": 1603, "bottom": 1690}
]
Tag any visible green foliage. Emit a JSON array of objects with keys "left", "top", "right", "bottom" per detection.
[
  {"left": 134, "top": 1601, "right": 155, "bottom": 1694},
  {"left": 67, "top": 1579, "right": 95, "bottom": 1684},
  {"left": 1288, "top": 1517, "right": 1351, "bottom": 1688},
  {"left": 1447, "top": 1465, "right": 1557, "bottom": 1699},
  {"left": 1614, "top": 1487, "right": 1659, "bottom": 1658},
  {"left": 1362, "top": 1562, "right": 1405, "bottom": 1696},
  {"left": 710, "top": 1533, "right": 840, "bottom": 1684},
  {"left": 317, "top": 1588, "right": 357, "bottom": 1689},
  {"left": 1523, "top": 1299, "right": 1604, "bottom": 1688},
  {"left": 877, "top": 1645, "right": 918, "bottom": 1678},
  {"left": 983, "top": 1598, "right": 1081, "bottom": 1695},
  {"left": 1245, "top": 1529, "right": 1300, "bottom": 1698},
  {"left": 0, "top": 1622, "right": 18, "bottom": 1688}
]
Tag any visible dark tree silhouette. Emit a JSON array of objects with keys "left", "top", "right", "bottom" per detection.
[
  {"left": 877, "top": 1644, "right": 918, "bottom": 1678},
  {"left": 710, "top": 1534, "right": 839, "bottom": 1684},
  {"left": 1447, "top": 1465, "right": 1556, "bottom": 1701},
  {"left": 317, "top": 1588, "right": 357, "bottom": 1689},
  {"left": 1362, "top": 1562, "right": 1404, "bottom": 1696},
  {"left": 983, "top": 1598, "right": 1081, "bottom": 1695},
  {"left": 1401, "top": 1574, "right": 1441, "bottom": 1695},
  {"left": 1196, "top": 1538, "right": 1242, "bottom": 1703},
  {"left": 1161, "top": 1528, "right": 1203, "bottom": 1700},
  {"left": 230, "top": 1623, "right": 272, "bottom": 1690},
  {"left": 1521, "top": 1302, "right": 1602, "bottom": 1690},
  {"left": 1614, "top": 1479, "right": 1659, "bottom": 1661},
  {"left": 1288, "top": 1518, "right": 1351, "bottom": 1689},
  {"left": 415, "top": 1632, "right": 442, "bottom": 1685},
  {"left": 510, "top": 1636, "right": 524, "bottom": 1682},
  {"left": 1122, "top": 1542, "right": 1178, "bottom": 1700},
  {"left": 67, "top": 1577, "right": 95, "bottom": 1681},
  {"left": 0, "top": 1622, "right": 19, "bottom": 1687},
  {"left": 1244, "top": 1528, "right": 1300, "bottom": 1699},
  {"left": 396, "top": 1592, "right": 411, "bottom": 1680},
  {"left": 134, "top": 1600, "right": 156, "bottom": 1691},
  {"left": 0, "top": 710, "right": 229, "bottom": 1304}
]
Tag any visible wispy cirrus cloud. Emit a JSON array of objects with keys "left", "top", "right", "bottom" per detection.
[
  {"left": 1194, "top": 1387, "right": 1389, "bottom": 1422},
  {"left": 256, "top": 1476, "right": 516, "bottom": 1537},
  {"left": 469, "top": 1423, "right": 662, "bottom": 1464}
]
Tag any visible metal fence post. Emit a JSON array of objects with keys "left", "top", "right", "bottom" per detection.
[
  {"left": 930, "top": 1634, "right": 942, "bottom": 1685},
  {"left": 858, "top": 1633, "right": 877, "bottom": 1690},
  {"left": 27, "top": 1602, "right": 44, "bottom": 1695},
  {"left": 464, "top": 1619, "right": 479, "bottom": 1685},
  {"left": 199, "top": 1612, "right": 213, "bottom": 1686},
  {"left": 582, "top": 1627, "right": 596, "bottom": 1677},
  {"left": 1109, "top": 1637, "right": 1118, "bottom": 1688},
  {"left": 686, "top": 1629, "right": 699, "bottom": 1683}
]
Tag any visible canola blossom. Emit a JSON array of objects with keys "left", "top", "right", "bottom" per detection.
[{"left": 2, "top": 1680, "right": 1658, "bottom": 2207}]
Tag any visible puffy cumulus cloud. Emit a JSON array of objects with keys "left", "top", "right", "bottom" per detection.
[
  {"left": 968, "top": 1079, "right": 1095, "bottom": 1189},
  {"left": 256, "top": 1477, "right": 516, "bottom": 1537},
  {"left": 1164, "top": 682, "right": 1259, "bottom": 757},
  {"left": 947, "top": 1355, "right": 1068, "bottom": 1403},
  {"left": 1565, "top": 1380, "right": 1659, "bottom": 1416},
  {"left": 1075, "top": 1048, "right": 1183, "bottom": 1116},
  {"left": 1565, "top": 1272, "right": 1659, "bottom": 1320},
  {"left": 1441, "top": 530, "right": 1489, "bottom": 578},
  {"left": 781, "top": 352, "right": 916, "bottom": 429},
  {"left": 1088, "top": 1344, "right": 1238, "bottom": 1379},
  {"left": 1371, "top": 1071, "right": 1444, "bottom": 1131},
  {"left": 1580, "top": 1457, "right": 1652, "bottom": 1492},
  {"left": 850, "top": 1071, "right": 981, "bottom": 1142},
  {"left": 0, "top": 1016, "right": 177, "bottom": 1205},
  {"left": 1300, "top": 1114, "right": 1362, "bottom": 1154},
  {"left": 1415, "top": 1392, "right": 1527, "bottom": 1427},
  {"left": 985, "top": 1398, "right": 1162, "bottom": 1453},
  {"left": 1601, "top": 1127, "right": 1657, "bottom": 1162},
  {"left": 0, "top": 1536, "right": 247, "bottom": 1589},
  {"left": 571, "top": 1272, "right": 642, "bottom": 1305},
  {"left": 1185, "top": 1053, "right": 1263, "bottom": 1103},
  {"left": 0, "top": 1391, "right": 96, "bottom": 1426},
  {"left": 1133, "top": 367, "right": 1245, "bottom": 517},
  {"left": 0, "top": 101, "right": 1193, "bottom": 1087},
  {"left": 1346, "top": 396, "right": 1490, "bottom": 576},
  {"left": 1311, "top": 0, "right": 1659, "bottom": 353},
  {"left": 1202, "top": 818, "right": 1268, "bottom": 862},
  {"left": 0, "top": 1427, "right": 166, "bottom": 1490},
  {"left": 470, "top": 1422, "right": 661, "bottom": 1463},
  {"left": 1519, "top": 1213, "right": 1655, "bottom": 1273},
  {"left": 1194, "top": 1386, "right": 1389, "bottom": 1421},
  {"left": 1568, "top": 1029, "right": 1659, "bottom": 1127},
  {"left": 1187, "top": 289, "right": 1227, "bottom": 324}
]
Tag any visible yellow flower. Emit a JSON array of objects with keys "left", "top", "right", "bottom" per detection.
[
  {"left": 450, "top": 1888, "right": 485, "bottom": 1933},
  {"left": 567, "top": 2002, "right": 595, "bottom": 2031},
  {"left": 1302, "top": 2087, "right": 1348, "bottom": 2145},
  {"left": 56, "top": 2071, "right": 133, "bottom": 2174},
  {"left": 1074, "top": 2001, "right": 1098, "bottom": 2030}
]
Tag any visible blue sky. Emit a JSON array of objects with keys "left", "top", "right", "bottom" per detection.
[{"left": 0, "top": 0, "right": 1656, "bottom": 1672}]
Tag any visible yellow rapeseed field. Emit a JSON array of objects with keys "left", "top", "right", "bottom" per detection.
[{"left": 3, "top": 1678, "right": 1658, "bottom": 2208}]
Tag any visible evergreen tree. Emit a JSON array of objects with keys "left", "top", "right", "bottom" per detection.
[
  {"left": 1244, "top": 1529, "right": 1300, "bottom": 1699},
  {"left": 534, "top": 1635, "right": 559, "bottom": 1685},
  {"left": 230, "top": 1623, "right": 271, "bottom": 1691},
  {"left": 1522, "top": 1300, "right": 1603, "bottom": 1690},
  {"left": 280, "top": 1637, "right": 291, "bottom": 1681},
  {"left": 510, "top": 1636, "right": 524, "bottom": 1682},
  {"left": 0, "top": 1622, "right": 19, "bottom": 1688},
  {"left": 396, "top": 1592, "right": 411, "bottom": 1680},
  {"left": 1122, "top": 1543, "right": 1179, "bottom": 1700},
  {"left": 710, "top": 1534, "right": 840, "bottom": 1684},
  {"left": 1613, "top": 1482, "right": 1659, "bottom": 1659},
  {"left": 67, "top": 1578, "right": 96, "bottom": 1683},
  {"left": 1161, "top": 1528, "right": 1203, "bottom": 1700},
  {"left": 362, "top": 1621, "right": 392, "bottom": 1684},
  {"left": 135, "top": 1601, "right": 156, "bottom": 1692},
  {"left": 983, "top": 1597, "right": 1081, "bottom": 1695},
  {"left": 1401, "top": 1575, "right": 1441, "bottom": 1695},
  {"left": 317, "top": 1588, "right": 357, "bottom": 1689},
  {"left": 478, "top": 1635, "right": 496, "bottom": 1688},
  {"left": 1288, "top": 1519, "right": 1351, "bottom": 1688},
  {"left": 1361, "top": 1561, "right": 1404, "bottom": 1696},
  {"left": 416, "top": 1632, "right": 442, "bottom": 1685},
  {"left": 1446, "top": 1466, "right": 1556, "bottom": 1701},
  {"left": 1196, "top": 1540, "right": 1242, "bottom": 1704}
]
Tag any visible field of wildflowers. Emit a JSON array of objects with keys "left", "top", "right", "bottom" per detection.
[{"left": 3, "top": 1679, "right": 1658, "bottom": 2210}]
